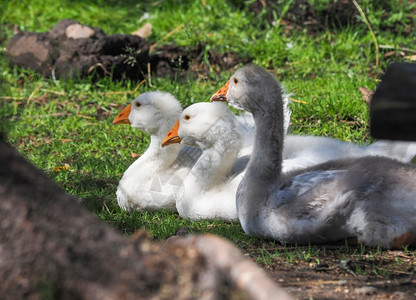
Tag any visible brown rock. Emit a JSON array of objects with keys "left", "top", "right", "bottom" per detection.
[
  {"left": 65, "top": 23, "right": 96, "bottom": 39},
  {"left": 6, "top": 32, "right": 58, "bottom": 75}
]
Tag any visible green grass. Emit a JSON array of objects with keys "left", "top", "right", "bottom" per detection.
[{"left": 1, "top": 0, "right": 416, "bottom": 282}]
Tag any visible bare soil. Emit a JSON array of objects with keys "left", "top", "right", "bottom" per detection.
[
  {"left": 149, "top": 43, "right": 251, "bottom": 80},
  {"left": 239, "top": 241, "right": 416, "bottom": 299}
]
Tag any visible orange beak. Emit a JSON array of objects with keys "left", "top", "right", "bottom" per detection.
[
  {"left": 210, "top": 80, "right": 229, "bottom": 102},
  {"left": 113, "top": 103, "right": 132, "bottom": 125},
  {"left": 161, "top": 120, "right": 182, "bottom": 147}
]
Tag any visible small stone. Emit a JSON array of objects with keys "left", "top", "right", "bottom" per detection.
[
  {"left": 354, "top": 286, "right": 378, "bottom": 295},
  {"left": 132, "top": 22, "right": 152, "bottom": 39},
  {"left": 65, "top": 24, "right": 95, "bottom": 39},
  {"left": 176, "top": 227, "right": 191, "bottom": 236}
]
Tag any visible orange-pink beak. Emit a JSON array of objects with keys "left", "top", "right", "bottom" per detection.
[
  {"left": 210, "top": 80, "right": 229, "bottom": 102},
  {"left": 113, "top": 103, "right": 132, "bottom": 125},
  {"left": 161, "top": 120, "right": 182, "bottom": 147}
]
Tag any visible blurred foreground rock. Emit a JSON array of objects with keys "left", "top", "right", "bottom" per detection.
[{"left": 0, "top": 138, "right": 291, "bottom": 300}]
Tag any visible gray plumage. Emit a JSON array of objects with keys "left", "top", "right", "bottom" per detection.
[{"left": 225, "top": 65, "right": 416, "bottom": 249}]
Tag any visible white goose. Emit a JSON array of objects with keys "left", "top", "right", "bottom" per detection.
[
  {"left": 210, "top": 65, "right": 416, "bottom": 249},
  {"left": 161, "top": 102, "right": 243, "bottom": 221},
  {"left": 113, "top": 91, "right": 201, "bottom": 212}
]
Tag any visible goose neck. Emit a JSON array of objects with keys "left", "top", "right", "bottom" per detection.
[
  {"left": 144, "top": 135, "right": 182, "bottom": 168},
  {"left": 249, "top": 102, "right": 284, "bottom": 181},
  {"left": 187, "top": 142, "right": 239, "bottom": 191}
]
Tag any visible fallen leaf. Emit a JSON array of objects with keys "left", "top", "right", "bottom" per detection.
[
  {"left": 405, "top": 54, "right": 416, "bottom": 61},
  {"left": 385, "top": 50, "right": 407, "bottom": 58},
  {"left": 131, "top": 152, "right": 141, "bottom": 159},
  {"left": 61, "top": 139, "right": 72, "bottom": 143},
  {"left": 358, "top": 87, "right": 374, "bottom": 105},
  {"left": 17, "top": 77, "right": 25, "bottom": 86},
  {"left": 384, "top": 51, "right": 396, "bottom": 57},
  {"left": 53, "top": 163, "right": 70, "bottom": 172}
]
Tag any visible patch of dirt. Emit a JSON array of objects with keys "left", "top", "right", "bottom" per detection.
[
  {"left": 5, "top": 19, "right": 251, "bottom": 82},
  {"left": 240, "top": 241, "right": 416, "bottom": 300},
  {"left": 176, "top": 223, "right": 416, "bottom": 299},
  {"left": 149, "top": 44, "right": 251, "bottom": 80},
  {"left": 247, "top": 0, "right": 415, "bottom": 35},
  {"left": 6, "top": 19, "right": 149, "bottom": 81},
  {"left": 247, "top": 0, "right": 357, "bottom": 33}
]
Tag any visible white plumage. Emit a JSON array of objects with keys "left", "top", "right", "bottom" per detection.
[
  {"left": 113, "top": 91, "right": 201, "bottom": 212},
  {"left": 162, "top": 102, "right": 244, "bottom": 221}
]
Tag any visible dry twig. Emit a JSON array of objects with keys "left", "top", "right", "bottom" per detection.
[
  {"left": 26, "top": 85, "right": 42, "bottom": 107},
  {"left": 103, "top": 80, "right": 146, "bottom": 96},
  {"left": 150, "top": 23, "right": 185, "bottom": 52}
]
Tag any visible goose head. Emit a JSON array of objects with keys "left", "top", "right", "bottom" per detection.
[
  {"left": 161, "top": 102, "right": 241, "bottom": 151},
  {"left": 113, "top": 91, "right": 182, "bottom": 137},
  {"left": 210, "top": 65, "right": 282, "bottom": 116},
  {"left": 211, "top": 65, "right": 285, "bottom": 180}
]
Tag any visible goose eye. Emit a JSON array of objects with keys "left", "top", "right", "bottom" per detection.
[
  {"left": 135, "top": 102, "right": 141, "bottom": 107},
  {"left": 233, "top": 78, "right": 239, "bottom": 84},
  {"left": 184, "top": 114, "right": 191, "bottom": 121}
]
